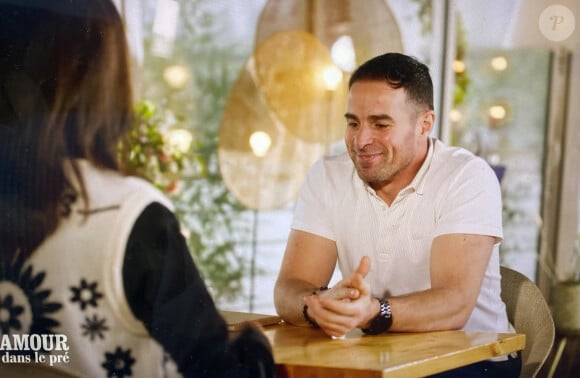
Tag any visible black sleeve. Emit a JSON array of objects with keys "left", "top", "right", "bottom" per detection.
[{"left": 123, "top": 202, "right": 274, "bottom": 378}]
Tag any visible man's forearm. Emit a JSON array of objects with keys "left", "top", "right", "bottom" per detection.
[
  {"left": 274, "top": 278, "right": 321, "bottom": 327},
  {"left": 388, "top": 287, "right": 475, "bottom": 332}
]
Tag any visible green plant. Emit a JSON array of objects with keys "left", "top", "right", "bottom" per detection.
[
  {"left": 121, "top": 100, "right": 204, "bottom": 194},
  {"left": 120, "top": 95, "right": 249, "bottom": 302},
  {"left": 169, "top": 50, "right": 252, "bottom": 302},
  {"left": 136, "top": 0, "right": 254, "bottom": 303}
]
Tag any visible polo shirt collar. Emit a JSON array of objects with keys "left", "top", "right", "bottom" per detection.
[
  {"left": 359, "top": 137, "right": 435, "bottom": 197},
  {"left": 404, "top": 137, "right": 434, "bottom": 195}
]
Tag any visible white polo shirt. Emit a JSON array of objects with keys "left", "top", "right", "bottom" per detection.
[{"left": 292, "top": 138, "right": 510, "bottom": 333}]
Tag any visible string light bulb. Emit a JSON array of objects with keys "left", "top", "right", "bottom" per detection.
[
  {"left": 249, "top": 131, "right": 272, "bottom": 157},
  {"left": 331, "top": 35, "right": 356, "bottom": 72},
  {"left": 163, "top": 64, "right": 191, "bottom": 89},
  {"left": 490, "top": 56, "right": 508, "bottom": 71},
  {"left": 322, "top": 65, "right": 343, "bottom": 91},
  {"left": 452, "top": 60, "right": 466, "bottom": 73},
  {"left": 488, "top": 105, "right": 507, "bottom": 120},
  {"left": 167, "top": 128, "right": 193, "bottom": 153}
]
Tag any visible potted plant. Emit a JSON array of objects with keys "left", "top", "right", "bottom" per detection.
[
  {"left": 120, "top": 100, "right": 202, "bottom": 194},
  {"left": 119, "top": 100, "right": 249, "bottom": 303}
]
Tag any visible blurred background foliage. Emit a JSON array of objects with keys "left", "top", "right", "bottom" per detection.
[{"left": 128, "top": 0, "right": 254, "bottom": 301}]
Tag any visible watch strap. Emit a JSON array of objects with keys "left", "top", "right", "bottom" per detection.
[{"left": 361, "top": 298, "right": 393, "bottom": 335}]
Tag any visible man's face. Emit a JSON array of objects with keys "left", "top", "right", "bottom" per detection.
[{"left": 344, "top": 80, "right": 427, "bottom": 188}]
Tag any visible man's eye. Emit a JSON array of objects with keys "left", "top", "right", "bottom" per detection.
[
  {"left": 377, "top": 123, "right": 390, "bottom": 128},
  {"left": 347, "top": 122, "right": 359, "bottom": 128}
]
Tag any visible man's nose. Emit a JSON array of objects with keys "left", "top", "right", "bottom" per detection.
[{"left": 355, "top": 124, "right": 374, "bottom": 148}]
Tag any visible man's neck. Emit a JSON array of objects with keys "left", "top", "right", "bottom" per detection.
[{"left": 371, "top": 140, "right": 430, "bottom": 206}]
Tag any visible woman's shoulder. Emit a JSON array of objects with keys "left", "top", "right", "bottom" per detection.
[{"left": 75, "top": 159, "right": 173, "bottom": 211}]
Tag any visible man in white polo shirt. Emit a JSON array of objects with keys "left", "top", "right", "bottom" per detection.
[{"left": 274, "top": 53, "right": 521, "bottom": 377}]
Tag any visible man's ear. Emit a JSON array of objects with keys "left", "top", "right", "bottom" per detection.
[{"left": 419, "top": 110, "right": 435, "bottom": 135}]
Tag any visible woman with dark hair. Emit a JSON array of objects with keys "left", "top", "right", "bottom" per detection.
[{"left": 0, "top": 1, "right": 274, "bottom": 377}]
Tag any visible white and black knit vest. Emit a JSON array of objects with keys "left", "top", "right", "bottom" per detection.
[{"left": 3, "top": 160, "right": 180, "bottom": 377}]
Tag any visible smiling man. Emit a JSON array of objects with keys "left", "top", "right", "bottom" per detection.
[{"left": 274, "top": 53, "right": 521, "bottom": 377}]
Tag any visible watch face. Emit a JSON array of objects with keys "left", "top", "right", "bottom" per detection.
[{"left": 379, "top": 299, "right": 392, "bottom": 318}]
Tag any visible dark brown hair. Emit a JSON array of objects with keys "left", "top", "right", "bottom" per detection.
[
  {"left": 348, "top": 52, "right": 434, "bottom": 111},
  {"left": 0, "top": 0, "right": 133, "bottom": 258}
]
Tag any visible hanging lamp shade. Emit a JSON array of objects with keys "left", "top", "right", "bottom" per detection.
[
  {"left": 252, "top": 29, "right": 346, "bottom": 143},
  {"left": 218, "top": 57, "right": 325, "bottom": 210},
  {"left": 255, "top": 0, "right": 404, "bottom": 69},
  {"left": 252, "top": 0, "right": 404, "bottom": 144}
]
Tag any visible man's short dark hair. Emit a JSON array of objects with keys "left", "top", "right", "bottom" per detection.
[{"left": 348, "top": 53, "right": 434, "bottom": 111}]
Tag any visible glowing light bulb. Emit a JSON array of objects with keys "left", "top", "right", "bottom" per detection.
[
  {"left": 249, "top": 131, "right": 272, "bottom": 157},
  {"left": 449, "top": 109, "right": 463, "bottom": 123},
  {"left": 322, "top": 65, "right": 343, "bottom": 91},
  {"left": 490, "top": 56, "right": 508, "bottom": 71},
  {"left": 163, "top": 64, "right": 191, "bottom": 89},
  {"left": 452, "top": 60, "right": 466, "bottom": 73},
  {"left": 331, "top": 35, "right": 356, "bottom": 72},
  {"left": 167, "top": 128, "right": 193, "bottom": 153},
  {"left": 488, "top": 105, "right": 507, "bottom": 120}
]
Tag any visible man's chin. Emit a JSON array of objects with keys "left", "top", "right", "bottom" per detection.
[
  {"left": 355, "top": 167, "right": 394, "bottom": 186},
  {"left": 355, "top": 169, "right": 377, "bottom": 183}
]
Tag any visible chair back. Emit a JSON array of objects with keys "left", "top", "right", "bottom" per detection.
[{"left": 500, "top": 266, "right": 555, "bottom": 377}]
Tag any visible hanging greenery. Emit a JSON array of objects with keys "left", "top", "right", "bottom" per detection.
[{"left": 120, "top": 100, "right": 205, "bottom": 195}]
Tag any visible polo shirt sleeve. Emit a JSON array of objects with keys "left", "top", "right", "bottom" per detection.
[
  {"left": 291, "top": 158, "right": 335, "bottom": 241},
  {"left": 435, "top": 156, "right": 503, "bottom": 241}
]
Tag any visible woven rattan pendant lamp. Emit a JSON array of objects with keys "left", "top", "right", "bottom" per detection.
[
  {"left": 218, "top": 0, "right": 403, "bottom": 210},
  {"left": 218, "top": 57, "right": 325, "bottom": 210},
  {"left": 253, "top": 0, "right": 404, "bottom": 143}
]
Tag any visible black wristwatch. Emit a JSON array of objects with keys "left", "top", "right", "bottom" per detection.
[{"left": 361, "top": 298, "right": 393, "bottom": 335}]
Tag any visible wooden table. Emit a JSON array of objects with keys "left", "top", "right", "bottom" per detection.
[{"left": 222, "top": 311, "right": 525, "bottom": 377}]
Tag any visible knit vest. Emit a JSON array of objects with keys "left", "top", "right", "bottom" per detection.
[{"left": 0, "top": 160, "right": 180, "bottom": 377}]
